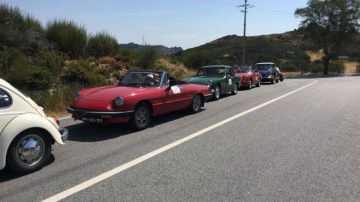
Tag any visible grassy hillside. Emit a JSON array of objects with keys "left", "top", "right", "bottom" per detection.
[{"left": 177, "top": 30, "right": 360, "bottom": 73}]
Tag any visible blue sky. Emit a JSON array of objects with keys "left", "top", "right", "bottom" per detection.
[{"left": 3, "top": 0, "right": 308, "bottom": 49}]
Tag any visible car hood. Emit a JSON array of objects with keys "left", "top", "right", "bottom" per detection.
[
  {"left": 183, "top": 76, "right": 223, "bottom": 85},
  {"left": 79, "top": 85, "right": 143, "bottom": 101}
]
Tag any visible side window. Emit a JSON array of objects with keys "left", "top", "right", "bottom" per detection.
[{"left": 0, "top": 89, "right": 12, "bottom": 108}]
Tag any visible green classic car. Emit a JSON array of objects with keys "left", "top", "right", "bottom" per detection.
[{"left": 183, "top": 65, "right": 240, "bottom": 100}]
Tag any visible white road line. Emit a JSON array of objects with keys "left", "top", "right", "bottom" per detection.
[{"left": 42, "top": 80, "right": 317, "bottom": 202}]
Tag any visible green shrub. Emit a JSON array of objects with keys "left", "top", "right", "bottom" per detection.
[
  {"left": 33, "top": 50, "right": 64, "bottom": 75},
  {"left": 138, "top": 49, "right": 158, "bottom": 69},
  {"left": 0, "top": 48, "right": 29, "bottom": 87},
  {"left": 357, "top": 64, "right": 360, "bottom": 73},
  {"left": 329, "top": 61, "right": 344, "bottom": 73},
  {"left": 24, "top": 66, "right": 52, "bottom": 90},
  {"left": 183, "top": 53, "right": 213, "bottom": 68},
  {"left": 62, "top": 60, "right": 108, "bottom": 87},
  {"left": 86, "top": 32, "right": 118, "bottom": 57},
  {"left": 46, "top": 19, "right": 87, "bottom": 58}
]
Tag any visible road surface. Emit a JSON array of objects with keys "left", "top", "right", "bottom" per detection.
[{"left": 1, "top": 77, "right": 360, "bottom": 201}]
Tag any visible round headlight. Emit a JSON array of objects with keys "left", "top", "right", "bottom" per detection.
[{"left": 114, "top": 97, "right": 124, "bottom": 107}]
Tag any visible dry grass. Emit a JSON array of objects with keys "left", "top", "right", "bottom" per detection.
[
  {"left": 306, "top": 50, "right": 324, "bottom": 62},
  {"left": 344, "top": 61, "right": 359, "bottom": 74}
]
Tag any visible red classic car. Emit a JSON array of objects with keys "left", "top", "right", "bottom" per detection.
[
  {"left": 233, "top": 65, "right": 262, "bottom": 89},
  {"left": 67, "top": 70, "right": 212, "bottom": 130}
]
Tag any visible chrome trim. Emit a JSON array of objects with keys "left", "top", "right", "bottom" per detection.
[{"left": 67, "top": 107, "right": 133, "bottom": 115}]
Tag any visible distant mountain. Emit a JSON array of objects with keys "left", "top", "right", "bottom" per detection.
[{"left": 119, "top": 43, "right": 183, "bottom": 55}]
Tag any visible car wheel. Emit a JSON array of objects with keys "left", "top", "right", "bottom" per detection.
[
  {"left": 256, "top": 79, "right": 261, "bottom": 87},
  {"left": 7, "top": 131, "right": 51, "bottom": 174},
  {"left": 248, "top": 80, "right": 252, "bottom": 89},
  {"left": 213, "top": 85, "right": 221, "bottom": 100},
  {"left": 189, "top": 94, "right": 202, "bottom": 113},
  {"left": 131, "top": 103, "right": 151, "bottom": 130},
  {"left": 231, "top": 83, "right": 238, "bottom": 95},
  {"left": 276, "top": 78, "right": 279, "bottom": 83},
  {"left": 280, "top": 77, "right": 284, "bottom": 82}
]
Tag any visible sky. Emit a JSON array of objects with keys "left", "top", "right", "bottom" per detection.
[{"left": 3, "top": 0, "right": 308, "bottom": 49}]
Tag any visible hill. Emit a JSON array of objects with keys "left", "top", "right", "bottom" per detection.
[
  {"left": 120, "top": 43, "right": 182, "bottom": 55},
  {"left": 177, "top": 30, "right": 360, "bottom": 72}
]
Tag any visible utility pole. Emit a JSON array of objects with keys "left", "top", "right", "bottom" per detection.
[{"left": 237, "top": 0, "right": 253, "bottom": 65}]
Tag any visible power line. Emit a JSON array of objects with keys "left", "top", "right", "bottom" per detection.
[{"left": 237, "top": 0, "right": 254, "bottom": 65}]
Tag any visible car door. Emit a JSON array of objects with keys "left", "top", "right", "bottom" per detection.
[
  {"left": 225, "top": 68, "right": 233, "bottom": 92},
  {"left": 0, "top": 88, "right": 18, "bottom": 135},
  {"left": 162, "top": 73, "right": 188, "bottom": 113}
]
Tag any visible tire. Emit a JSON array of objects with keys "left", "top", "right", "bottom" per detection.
[
  {"left": 212, "top": 85, "right": 221, "bottom": 100},
  {"left": 280, "top": 77, "right": 284, "bottom": 82},
  {"left": 248, "top": 80, "right": 252, "bottom": 89},
  {"left": 231, "top": 83, "right": 238, "bottom": 95},
  {"left": 7, "top": 131, "right": 51, "bottom": 174},
  {"left": 131, "top": 102, "right": 151, "bottom": 130},
  {"left": 189, "top": 94, "right": 202, "bottom": 113},
  {"left": 256, "top": 79, "right": 261, "bottom": 87},
  {"left": 276, "top": 78, "right": 279, "bottom": 83}
]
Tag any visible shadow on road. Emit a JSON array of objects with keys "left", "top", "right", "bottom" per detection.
[
  {"left": 67, "top": 108, "right": 206, "bottom": 142},
  {"left": 0, "top": 154, "right": 55, "bottom": 182}
]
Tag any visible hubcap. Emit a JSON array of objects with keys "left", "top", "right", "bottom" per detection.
[
  {"left": 214, "top": 87, "right": 220, "bottom": 98},
  {"left": 193, "top": 96, "right": 201, "bottom": 111},
  {"left": 16, "top": 135, "right": 45, "bottom": 166},
  {"left": 136, "top": 107, "right": 149, "bottom": 126}
]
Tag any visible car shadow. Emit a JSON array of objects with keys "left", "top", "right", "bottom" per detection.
[
  {"left": 67, "top": 108, "right": 206, "bottom": 143},
  {"left": 0, "top": 154, "right": 55, "bottom": 182}
]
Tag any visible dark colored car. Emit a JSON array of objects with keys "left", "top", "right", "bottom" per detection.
[
  {"left": 183, "top": 65, "right": 240, "bottom": 100},
  {"left": 233, "top": 65, "right": 262, "bottom": 89},
  {"left": 254, "top": 62, "right": 280, "bottom": 84}
]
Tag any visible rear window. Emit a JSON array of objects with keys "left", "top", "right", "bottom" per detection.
[{"left": 0, "top": 88, "right": 12, "bottom": 108}]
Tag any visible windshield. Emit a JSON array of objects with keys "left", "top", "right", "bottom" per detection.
[
  {"left": 196, "top": 67, "right": 225, "bottom": 76},
  {"left": 119, "top": 72, "right": 162, "bottom": 87},
  {"left": 234, "top": 66, "right": 251, "bottom": 73},
  {"left": 254, "top": 64, "right": 273, "bottom": 71}
]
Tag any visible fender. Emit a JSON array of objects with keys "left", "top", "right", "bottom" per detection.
[{"left": 0, "top": 113, "right": 64, "bottom": 170}]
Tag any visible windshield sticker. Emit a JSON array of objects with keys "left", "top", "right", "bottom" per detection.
[{"left": 171, "top": 86, "right": 181, "bottom": 94}]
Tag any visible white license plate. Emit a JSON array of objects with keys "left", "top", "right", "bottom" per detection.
[{"left": 82, "top": 117, "right": 103, "bottom": 123}]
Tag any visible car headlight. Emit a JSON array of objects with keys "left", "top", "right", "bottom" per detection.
[{"left": 114, "top": 96, "right": 124, "bottom": 107}]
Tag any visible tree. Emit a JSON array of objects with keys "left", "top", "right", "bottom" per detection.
[{"left": 295, "top": 0, "right": 360, "bottom": 74}]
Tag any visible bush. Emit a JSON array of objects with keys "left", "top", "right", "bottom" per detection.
[
  {"left": 86, "top": 32, "right": 119, "bottom": 57},
  {"left": 24, "top": 66, "right": 52, "bottom": 90},
  {"left": 138, "top": 48, "right": 158, "bottom": 69},
  {"left": 62, "top": 60, "right": 108, "bottom": 87},
  {"left": 183, "top": 53, "right": 213, "bottom": 68},
  {"left": 329, "top": 61, "right": 344, "bottom": 73},
  {"left": 46, "top": 19, "right": 87, "bottom": 58},
  {"left": 33, "top": 50, "right": 64, "bottom": 75},
  {"left": 0, "top": 48, "right": 29, "bottom": 87}
]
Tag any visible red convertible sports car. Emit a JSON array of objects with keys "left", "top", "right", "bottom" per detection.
[
  {"left": 67, "top": 70, "right": 212, "bottom": 130},
  {"left": 233, "top": 65, "right": 262, "bottom": 89}
]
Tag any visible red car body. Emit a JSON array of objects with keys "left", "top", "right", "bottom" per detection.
[
  {"left": 67, "top": 71, "right": 212, "bottom": 128},
  {"left": 233, "top": 66, "right": 262, "bottom": 88}
]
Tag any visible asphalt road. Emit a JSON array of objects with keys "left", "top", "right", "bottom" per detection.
[{"left": 1, "top": 77, "right": 360, "bottom": 201}]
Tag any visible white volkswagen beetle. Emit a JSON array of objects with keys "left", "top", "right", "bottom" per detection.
[{"left": 0, "top": 78, "right": 68, "bottom": 174}]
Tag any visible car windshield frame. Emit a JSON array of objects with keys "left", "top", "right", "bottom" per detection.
[
  {"left": 196, "top": 67, "right": 226, "bottom": 77},
  {"left": 254, "top": 64, "right": 273, "bottom": 71},
  {"left": 234, "top": 66, "right": 251, "bottom": 73},
  {"left": 118, "top": 71, "right": 164, "bottom": 87}
]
